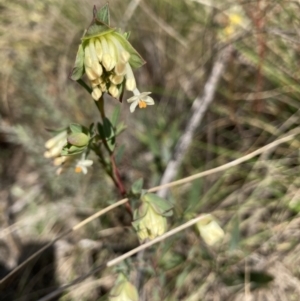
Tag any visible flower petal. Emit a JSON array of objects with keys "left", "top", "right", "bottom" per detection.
[
  {"left": 144, "top": 96, "right": 155, "bottom": 105},
  {"left": 127, "top": 95, "right": 139, "bottom": 103},
  {"left": 130, "top": 100, "right": 139, "bottom": 113}
]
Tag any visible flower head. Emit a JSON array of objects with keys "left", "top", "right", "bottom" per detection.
[
  {"left": 70, "top": 4, "right": 155, "bottom": 112},
  {"left": 127, "top": 88, "right": 155, "bottom": 113},
  {"left": 44, "top": 129, "right": 92, "bottom": 175},
  {"left": 132, "top": 193, "right": 173, "bottom": 242},
  {"left": 132, "top": 202, "right": 167, "bottom": 241}
]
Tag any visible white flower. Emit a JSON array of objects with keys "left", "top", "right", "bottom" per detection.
[
  {"left": 75, "top": 158, "right": 93, "bottom": 174},
  {"left": 127, "top": 88, "right": 155, "bottom": 113}
]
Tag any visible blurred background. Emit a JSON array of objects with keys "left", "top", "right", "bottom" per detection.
[{"left": 1, "top": 0, "right": 300, "bottom": 300}]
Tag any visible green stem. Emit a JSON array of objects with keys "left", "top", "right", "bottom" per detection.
[
  {"left": 87, "top": 88, "right": 131, "bottom": 215},
  {"left": 95, "top": 96, "right": 106, "bottom": 121}
]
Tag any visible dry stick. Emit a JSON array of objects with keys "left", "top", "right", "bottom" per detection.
[
  {"left": 37, "top": 214, "right": 208, "bottom": 301},
  {"left": 150, "top": 132, "right": 297, "bottom": 194},
  {"left": 157, "top": 45, "right": 232, "bottom": 199}
]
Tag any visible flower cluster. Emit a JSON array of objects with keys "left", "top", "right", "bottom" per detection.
[
  {"left": 84, "top": 32, "right": 136, "bottom": 101},
  {"left": 132, "top": 192, "right": 173, "bottom": 242},
  {"left": 71, "top": 4, "right": 155, "bottom": 112},
  {"left": 44, "top": 130, "right": 93, "bottom": 175}
]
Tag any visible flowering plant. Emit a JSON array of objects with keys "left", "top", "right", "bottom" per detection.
[{"left": 43, "top": 4, "right": 172, "bottom": 299}]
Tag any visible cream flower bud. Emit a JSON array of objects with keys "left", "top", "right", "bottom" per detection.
[
  {"left": 91, "top": 87, "right": 102, "bottom": 101},
  {"left": 53, "top": 156, "right": 67, "bottom": 166},
  {"left": 91, "top": 78, "right": 101, "bottom": 88},
  {"left": 95, "top": 38, "right": 103, "bottom": 62},
  {"left": 85, "top": 67, "right": 98, "bottom": 81},
  {"left": 114, "top": 61, "right": 126, "bottom": 76},
  {"left": 109, "top": 74, "right": 124, "bottom": 85},
  {"left": 84, "top": 46, "right": 92, "bottom": 68},
  {"left": 125, "top": 63, "right": 136, "bottom": 91},
  {"left": 120, "top": 50, "right": 130, "bottom": 63},
  {"left": 109, "top": 84, "right": 119, "bottom": 98},
  {"left": 196, "top": 215, "right": 224, "bottom": 246},
  {"left": 100, "top": 36, "right": 114, "bottom": 71},
  {"left": 45, "top": 131, "right": 67, "bottom": 149},
  {"left": 107, "top": 35, "right": 129, "bottom": 75},
  {"left": 44, "top": 131, "right": 68, "bottom": 158},
  {"left": 88, "top": 40, "right": 103, "bottom": 77}
]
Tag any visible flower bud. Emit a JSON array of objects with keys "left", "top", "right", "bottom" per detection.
[
  {"left": 196, "top": 215, "right": 224, "bottom": 246},
  {"left": 91, "top": 87, "right": 102, "bottom": 101},
  {"left": 44, "top": 131, "right": 68, "bottom": 158},
  {"left": 109, "top": 84, "right": 119, "bottom": 98},
  {"left": 132, "top": 202, "right": 167, "bottom": 242},
  {"left": 95, "top": 38, "right": 103, "bottom": 62},
  {"left": 85, "top": 67, "right": 98, "bottom": 81},
  {"left": 44, "top": 131, "right": 67, "bottom": 150},
  {"left": 110, "top": 74, "right": 124, "bottom": 85},
  {"left": 88, "top": 40, "right": 103, "bottom": 77},
  {"left": 67, "top": 132, "right": 89, "bottom": 147},
  {"left": 125, "top": 64, "right": 136, "bottom": 91}
]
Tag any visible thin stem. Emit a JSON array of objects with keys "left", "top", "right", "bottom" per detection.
[
  {"left": 110, "top": 154, "right": 132, "bottom": 217},
  {"left": 110, "top": 154, "right": 126, "bottom": 197},
  {"left": 95, "top": 98, "right": 130, "bottom": 210},
  {"left": 95, "top": 96, "right": 106, "bottom": 121}
]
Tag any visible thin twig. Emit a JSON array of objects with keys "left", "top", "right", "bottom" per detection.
[
  {"left": 157, "top": 45, "right": 232, "bottom": 198},
  {"left": 150, "top": 131, "right": 297, "bottom": 194}
]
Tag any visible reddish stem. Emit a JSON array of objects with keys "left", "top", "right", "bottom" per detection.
[{"left": 110, "top": 154, "right": 133, "bottom": 218}]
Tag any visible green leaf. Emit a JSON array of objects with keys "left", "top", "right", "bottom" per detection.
[
  {"left": 96, "top": 3, "right": 110, "bottom": 25},
  {"left": 115, "top": 144, "right": 125, "bottom": 164},
  {"left": 98, "top": 119, "right": 116, "bottom": 152},
  {"left": 111, "top": 105, "right": 121, "bottom": 127},
  {"left": 83, "top": 26, "right": 114, "bottom": 40},
  {"left": 61, "top": 144, "right": 86, "bottom": 156},
  {"left": 70, "top": 44, "right": 84, "bottom": 81},
  {"left": 142, "top": 193, "right": 174, "bottom": 216},
  {"left": 103, "top": 118, "right": 115, "bottom": 152},
  {"left": 115, "top": 122, "right": 127, "bottom": 136},
  {"left": 114, "top": 32, "right": 146, "bottom": 69},
  {"left": 131, "top": 178, "right": 144, "bottom": 195},
  {"left": 133, "top": 202, "right": 149, "bottom": 221},
  {"left": 69, "top": 123, "right": 84, "bottom": 134},
  {"left": 67, "top": 133, "right": 89, "bottom": 147}
]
